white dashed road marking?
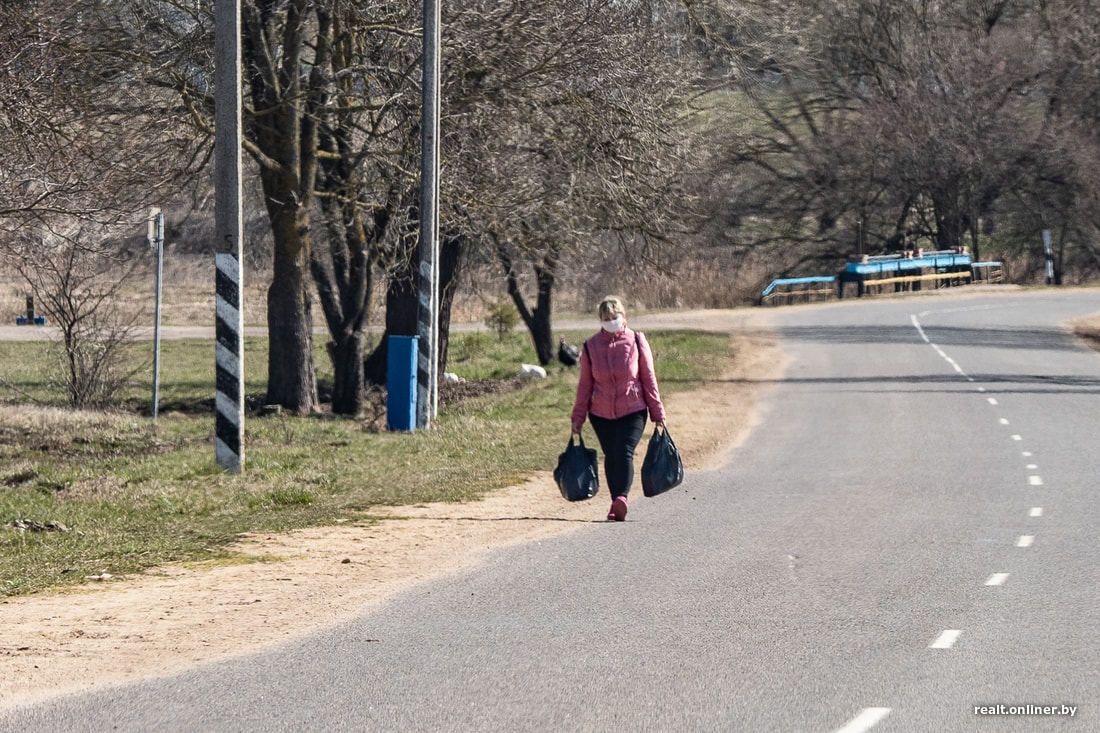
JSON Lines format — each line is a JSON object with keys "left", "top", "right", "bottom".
{"left": 834, "top": 707, "right": 892, "bottom": 733}
{"left": 912, "top": 315, "right": 930, "bottom": 342}
{"left": 930, "top": 630, "right": 962, "bottom": 649}
{"left": 907, "top": 310, "right": 1063, "bottom": 731}
{"left": 911, "top": 314, "right": 970, "bottom": 378}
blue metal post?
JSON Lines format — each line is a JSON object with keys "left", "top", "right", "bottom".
{"left": 388, "top": 336, "right": 419, "bottom": 431}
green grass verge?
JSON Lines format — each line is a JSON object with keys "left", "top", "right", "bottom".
{"left": 0, "top": 328, "right": 730, "bottom": 596}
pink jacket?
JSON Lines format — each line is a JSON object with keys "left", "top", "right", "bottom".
{"left": 571, "top": 327, "right": 666, "bottom": 431}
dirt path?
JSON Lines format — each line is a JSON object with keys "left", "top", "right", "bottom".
{"left": 0, "top": 309, "right": 782, "bottom": 712}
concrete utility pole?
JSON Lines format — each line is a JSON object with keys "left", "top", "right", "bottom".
{"left": 417, "top": 0, "right": 441, "bottom": 429}
{"left": 214, "top": 0, "right": 244, "bottom": 472}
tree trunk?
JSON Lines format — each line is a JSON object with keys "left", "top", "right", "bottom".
{"left": 266, "top": 216, "right": 318, "bottom": 413}
{"left": 364, "top": 235, "right": 464, "bottom": 386}
{"left": 436, "top": 235, "right": 464, "bottom": 373}
{"left": 968, "top": 213, "right": 982, "bottom": 263}
{"left": 363, "top": 249, "right": 419, "bottom": 386}
{"left": 498, "top": 240, "right": 558, "bottom": 366}
{"left": 244, "top": 0, "right": 322, "bottom": 415}
{"left": 327, "top": 330, "right": 365, "bottom": 413}
{"left": 312, "top": 186, "right": 376, "bottom": 416}
{"left": 932, "top": 184, "right": 966, "bottom": 251}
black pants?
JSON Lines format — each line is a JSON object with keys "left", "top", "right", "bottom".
{"left": 589, "top": 409, "right": 648, "bottom": 499}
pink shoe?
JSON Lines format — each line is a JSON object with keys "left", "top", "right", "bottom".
{"left": 608, "top": 496, "right": 628, "bottom": 522}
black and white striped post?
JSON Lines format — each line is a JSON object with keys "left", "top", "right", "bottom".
{"left": 417, "top": 0, "right": 441, "bottom": 429}
{"left": 215, "top": 254, "right": 243, "bottom": 471}
{"left": 1042, "top": 229, "right": 1054, "bottom": 285}
{"left": 214, "top": 0, "right": 244, "bottom": 472}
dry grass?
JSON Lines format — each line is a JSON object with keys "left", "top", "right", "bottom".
{"left": 0, "top": 254, "right": 271, "bottom": 328}
{"left": 1068, "top": 313, "right": 1100, "bottom": 346}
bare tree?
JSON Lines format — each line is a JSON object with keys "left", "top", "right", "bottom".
{"left": 81, "top": 0, "right": 706, "bottom": 410}
{"left": 306, "top": 1, "right": 700, "bottom": 378}
{"left": 1011, "top": 0, "right": 1100, "bottom": 282}
{"left": 97, "top": 0, "right": 325, "bottom": 414}
{"left": 6, "top": 225, "right": 148, "bottom": 408}
{"left": 238, "top": 0, "right": 326, "bottom": 414}
{"left": 3, "top": 0, "right": 200, "bottom": 225}
{"left": 440, "top": 0, "right": 697, "bottom": 365}
{"left": 309, "top": 1, "right": 420, "bottom": 413}
{"left": 0, "top": 1, "right": 199, "bottom": 408}
{"left": 678, "top": 0, "right": 1100, "bottom": 290}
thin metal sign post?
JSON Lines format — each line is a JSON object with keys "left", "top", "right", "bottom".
{"left": 148, "top": 208, "right": 164, "bottom": 419}
{"left": 214, "top": 0, "right": 244, "bottom": 472}
{"left": 417, "top": 0, "right": 441, "bottom": 429}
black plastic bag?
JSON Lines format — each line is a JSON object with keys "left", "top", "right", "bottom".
{"left": 554, "top": 435, "right": 600, "bottom": 502}
{"left": 641, "top": 426, "right": 684, "bottom": 497}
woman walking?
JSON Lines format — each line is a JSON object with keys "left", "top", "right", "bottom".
{"left": 571, "top": 296, "right": 667, "bottom": 521}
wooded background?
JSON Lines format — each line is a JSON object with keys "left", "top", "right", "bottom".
{"left": 4, "top": 0, "right": 1100, "bottom": 414}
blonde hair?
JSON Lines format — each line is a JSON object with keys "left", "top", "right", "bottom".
{"left": 597, "top": 296, "right": 626, "bottom": 321}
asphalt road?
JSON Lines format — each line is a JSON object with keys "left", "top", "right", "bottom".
{"left": 3, "top": 289, "right": 1099, "bottom": 732}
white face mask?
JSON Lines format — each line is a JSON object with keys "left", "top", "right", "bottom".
{"left": 601, "top": 316, "right": 624, "bottom": 333}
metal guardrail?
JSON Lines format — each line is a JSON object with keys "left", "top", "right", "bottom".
{"left": 971, "top": 261, "right": 1004, "bottom": 283}
{"left": 759, "top": 276, "right": 837, "bottom": 306}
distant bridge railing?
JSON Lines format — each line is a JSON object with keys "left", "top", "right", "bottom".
{"left": 971, "top": 261, "right": 1004, "bottom": 283}
{"left": 837, "top": 249, "right": 973, "bottom": 298}
{"left": 759, "top": 252, "right": 1006, "bottom": 307}
{"left": 759, "top": 276, "right": 837, "bottom": 306}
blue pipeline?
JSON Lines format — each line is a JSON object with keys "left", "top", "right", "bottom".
{"left": 845, "top": 252, "right": 971, "bottom": 275}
